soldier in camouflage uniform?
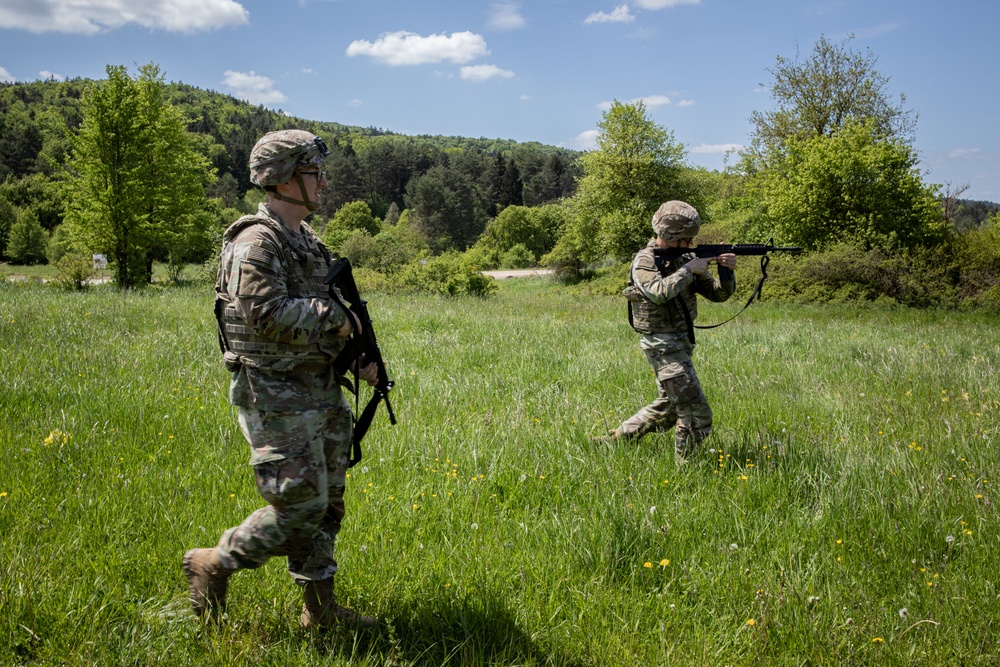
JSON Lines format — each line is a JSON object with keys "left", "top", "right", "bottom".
{"left": 183, "top": 130, "right": 379, "bottom": 628}
{"left": 603, "top": 201, "right": 737, "bottom": 463}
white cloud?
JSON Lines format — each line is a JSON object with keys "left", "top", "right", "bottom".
{"left": 634, "top": 0, "right": 701, "bottom": 8}
{"left": 346, "top": 99, "right": 363, "bottom": 108}
{"left": 346, "top": 31, "right": 489, "bottom": 66}
{"left": 222, "top": 70, "right": 287, "bottom": 106}
{"left": 561, "top": 130, "right": 600, "bottom": 151}
{"left": 0, "top": 0, "right": 248, "bottom": 35}
{"left": 585, "top": 5, "right": 635, "bottom": 24}
{"left": 640, "top": 94, "right": 671, "bottom": 108}
{"left": 489, "top": 2, "right": 525, "bottom": 31}
{"left": 0, "top": 66, "right": 16, "bottom": 83}
{"left": 948, "top": 148, "right": 983, "bottom": 159}
{"left": 519, "top": 94, "right": 532, "bottom": 101}
{"left": 677, "top": 99, "right": 695, "bottom": 107}
{"left": 459, "top": 64, "right": 515, "bottom": 82}
{"left": 690, "top": 143, "right": 743, "bottom": 155}
{"left": 597, "top": 94, "right": 671, "bottom": 111}
{"left": 39, "top": 70, "right": 65, "bottom": 81}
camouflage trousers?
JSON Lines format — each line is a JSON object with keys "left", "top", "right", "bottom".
{"left": 618, "top": 347, "right": 713, "bottom": 460}
{"left": 215, "top": 398, "right": 353, "bottom": 583}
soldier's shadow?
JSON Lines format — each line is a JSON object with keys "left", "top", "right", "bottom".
{"left": 311, "top": 595, "right": 584, "bottom": 666}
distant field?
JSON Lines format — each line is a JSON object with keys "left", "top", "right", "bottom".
{"left": 1, "top": 278, "right": 997, "bottom": 666}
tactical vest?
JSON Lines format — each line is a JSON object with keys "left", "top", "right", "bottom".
{"left": 627, "top": 250, "right": 698, "bottom": 335}
{"left": 215, "top": 212, "right": 342, "bottom": 372}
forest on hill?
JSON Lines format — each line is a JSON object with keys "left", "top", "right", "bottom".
{"left": 2, "top": 38, "right": 1000, "bottom": 308}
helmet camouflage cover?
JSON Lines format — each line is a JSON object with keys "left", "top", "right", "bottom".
{"left": 249, "top": 130, "right": 329, "bottom": 187}
{"left": 651, "top": 200, "right": 701, "bottom": 240}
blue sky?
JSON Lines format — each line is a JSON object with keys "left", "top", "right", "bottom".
{"left": 2, "top": 0, "right": 998, "bottom": 201}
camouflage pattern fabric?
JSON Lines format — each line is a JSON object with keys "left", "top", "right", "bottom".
{"left": 617, "top": 237, "right": 736, "bottom": 460}
{"left": 215, "top": 403, "right": 353, "bottom": 582}
{"left": 216, "top": 204, "right": 351, "bottom": 412}
{"left": 618, "top": 342, "right": 712, "bottom": 460}
{"left": 651, "top": 200, "right": 700, "bottom": 240}
{"left": 211, "top": 203, "right": 357, "bottom": 583}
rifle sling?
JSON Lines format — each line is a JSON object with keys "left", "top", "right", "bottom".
{"left": 693, "top": 254, "right": 770, "bottom": 335}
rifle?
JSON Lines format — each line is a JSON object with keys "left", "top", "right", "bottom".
{"left": 324, "top": 257, "right": 396, "bottom": 468}
{"left": 647, "top": 239, "right": 802, "bottom": 339}
{"left": 652, "top": 239, "right": 802, "bottom": 269}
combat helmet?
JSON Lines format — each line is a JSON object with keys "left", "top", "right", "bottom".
{"left": 249, "top": 130, "right": 329, "bottom": 211}
{"left": 651, "top": 200, "right": 701, "bottom": 240}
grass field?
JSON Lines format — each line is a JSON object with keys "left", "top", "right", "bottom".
{"left": 1, "top": 277, "right": 997, "bottom": 666}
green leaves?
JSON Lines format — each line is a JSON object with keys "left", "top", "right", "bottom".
{"left": 568, "top": 100, "right": 690, "bottom": 262}
{"left": 63, "top": 64, "right": 214, "bottom": 288}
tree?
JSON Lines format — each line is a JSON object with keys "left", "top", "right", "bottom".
{"left": 63, "top": 64, "right": 214, "bottom": 288}
{"left": 405, "top": 165, "right": 486, "bottom": 251}
{"left": 736, "top": 36, "right": 945, "bottom": 252}
{"left": 564, "top": 100, "right": 691, "bottom": 261}
{"left": 476, "top": 204, "right": 564, "bottom": 262}
{"left": 747, "top": 35, "right": 916, "bottom": 164}
{"left": 321, "top": 200, "right": 380, "bottom": 251}
{"left": 5, "top": 209, "right": 48, "bottom": 265}
{"left": 748, "top": 120, "right": 946, "bottom": 251}
{"left": 0, "top": 195, "right": 15, "bottom": 260}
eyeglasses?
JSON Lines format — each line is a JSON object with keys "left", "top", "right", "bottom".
{"left": 299, "top": 170, "right": 327, "bottom": 182}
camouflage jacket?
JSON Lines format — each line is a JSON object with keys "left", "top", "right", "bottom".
{"left": 215, "top": 203, "right": 352, "bottom": 411}
{"left": 625, "top": 238, "right": 736, "bottom": 349}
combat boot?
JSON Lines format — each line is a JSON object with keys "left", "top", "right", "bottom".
{"left": 300, "top": 578, "right": 376, "bottom": 629}
{"left": 182, "top": 548, "right": 235, "bottom": 618}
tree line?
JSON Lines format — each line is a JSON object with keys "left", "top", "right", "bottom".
{"left": 2, "top": 37, "right": 999, "bottom": 307}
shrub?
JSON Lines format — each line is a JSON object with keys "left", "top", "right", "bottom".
{"left": 501, "top": 243, "right": 533, "bottom": 269}
{"left": 763, "top": 243, "right": 959, "bottom": 308}
{"left": 50, "top": 254, "right": 94, "bottom": 291}
{"left": 397, "top": 253, "right": 497, "bottom": 297}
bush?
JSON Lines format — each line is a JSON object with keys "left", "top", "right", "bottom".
{"left": 397, "top": 253, "right": 497, "bottom": 297}
{"left": 50, "top": 254, "right": 94, "bottom": 291}
{"left": 762, "top": 243, "right": 959, "bottom": 308}
{"left": 541, "top": 237, "right": 583, "bottom": 282}
{"left": 460, "top": 244, "right": 500, "bottom": 271}
{"left": 501, "top": 243, "right": 533, "bottom": 269}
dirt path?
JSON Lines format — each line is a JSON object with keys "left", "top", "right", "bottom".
{"left": 482, "top": 268, "right": 554, "bottom": 280}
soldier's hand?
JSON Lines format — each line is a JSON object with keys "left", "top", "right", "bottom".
{"left": 337, "top": 310, "right": 363, "bottom": 337}
{"left": 355, "top": 359, "right": 378, "bottom": 387}
{"left": 684, "top": 257, "right": 713, "bottom": 275}
{"left": 715, "top": 253, "right": 737, "bottom": 270}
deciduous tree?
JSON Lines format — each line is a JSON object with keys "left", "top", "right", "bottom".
{"left": 63, "top": 64, "right": 214, "bottom": 288}
{"left": 564, "top": 100, "right": 692, "bottom": 261}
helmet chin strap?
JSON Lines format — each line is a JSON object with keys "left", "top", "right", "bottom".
{"left": 272, "top": 172, "right": 320, "bottom": 212}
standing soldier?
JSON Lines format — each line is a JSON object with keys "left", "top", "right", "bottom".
{"left": 602, "top": 201, "right": 737, "bottom": 463}
{"left": 184, "top": 130, "right": 378, "bottom": 628}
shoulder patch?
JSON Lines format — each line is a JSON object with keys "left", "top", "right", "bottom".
{"left": 245, "top": 244, "right": 277, "bottom": 267}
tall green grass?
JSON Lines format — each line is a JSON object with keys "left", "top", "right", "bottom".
{"left": 1, "top": 278, "right": 997, "bottom": 665}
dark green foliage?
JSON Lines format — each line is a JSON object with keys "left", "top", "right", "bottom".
{"left": 5, "top": 209, "right": 49, "bottom": 265}
{"left": 761, "top": 243, "right": 960, "bottom": 308}
{"left": 0, "top": 173, "right": 64, "bottom": 231}
{"left": 396, "top": 252, "right": 497, "bottom": 296}
{"left": 0, "top": 195, "right": 15, "bottom": 259}
{"left": 405, "top": 165, "right": 487, "bottom": 251}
